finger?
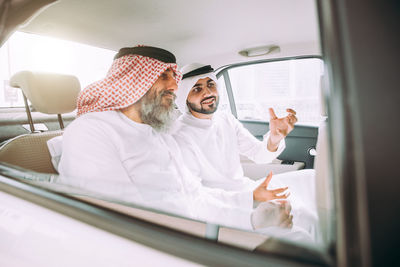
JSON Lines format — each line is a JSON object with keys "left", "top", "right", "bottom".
{"left": 269, "top": 108, "right": 278, "bottom": 120}
{"left": 279, "top": 200, "right": 291, "bottom": 213}
{"left": 281, "top": 213, "right": 293, "bottom": 224}
{"left": 262, "top": 171, "right": 273, "bottom": 186}
{"left": 279, "top": 214, "right": 293, "bottom": 228}
{"left": 288, "top": 114, "right": 298, "bottom": 125}
{"left": 285, "top": 202, "right": 292, "bottom": 214}
{"left": 286, "top": 108, "right": 297, "bottom": 115}
{"left": 274, "top": 194, "right": 289, "bottom": 200}
{"left": 286, "top": 215, "right": 294, "bottom": 229}
{"left": 271, "top": 187, "right": 289, "bottom": 194}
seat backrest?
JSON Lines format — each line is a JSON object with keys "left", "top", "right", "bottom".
{"left": 0, "top": 71, "right": 80, "bottom": 173}
{"left": 0, "top": 130, "right": 63, "bottom": 174}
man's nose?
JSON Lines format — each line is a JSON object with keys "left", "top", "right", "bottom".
{"left": 167, "top": 77, "right": 178, "bottom": 93}
{"left": 203, "top": 87, "right": 213, "bottom": 96}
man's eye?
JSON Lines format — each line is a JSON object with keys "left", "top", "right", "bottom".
{"left": 193, "top": 87, "right": 201, "bottom": 93}
{"left": 208, "top": 82, "right": 216, "bottom": 88}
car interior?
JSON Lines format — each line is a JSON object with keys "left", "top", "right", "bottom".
{"left": 0, "top": 0, "right": 398, "bottom": 266}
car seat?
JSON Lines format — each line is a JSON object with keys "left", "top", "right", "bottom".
{"left": 0, "top": 71, "right": 80, "bottom": 173}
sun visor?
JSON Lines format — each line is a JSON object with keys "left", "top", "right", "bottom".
{"left": 0, "top": 0, "right": 57, "bottom": 47}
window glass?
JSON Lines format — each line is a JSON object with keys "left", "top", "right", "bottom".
{"left": 216, "top": 75, "right": 232, "bottom": 114}
{"left": 0, "top": 32, "right": 327, "bottom": 257}
{"left": 0, "top": 32, "right": 115, "bottom": 108}
{"left": 227, "top": 58, "right": 324, "bottom": 125}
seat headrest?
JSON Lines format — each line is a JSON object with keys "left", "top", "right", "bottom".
{"left": 10, "top": 71, "right": 81, "bottom": 114}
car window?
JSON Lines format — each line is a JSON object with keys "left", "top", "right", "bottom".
{"left": 0, "top": 36, "right": 328, "bottom": 253}
{"left": 0, "top": 32, "right": 115, "bottom": 108}
{"left": 0, "top": 0, "right": 344, "bottom": 265}
{"left": 0, "top": 38, "right": 330, "bottom": 266}
{"left": 226, "top": 58, "right": 324, "bottom": 125}
{"left": 216, "top": 75, "right": 232, "bottom": 114}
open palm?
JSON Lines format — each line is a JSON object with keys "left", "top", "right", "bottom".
{"left": 269, "top": 108, "right": 297, "bottom": 145}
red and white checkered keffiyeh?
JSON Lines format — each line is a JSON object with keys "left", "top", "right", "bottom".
{"left": 77, "top": 54, "right": 182, "bottom": 116}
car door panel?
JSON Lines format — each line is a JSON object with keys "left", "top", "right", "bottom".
{"left": 240, "top": 120, "right": 318, "bottom": 169}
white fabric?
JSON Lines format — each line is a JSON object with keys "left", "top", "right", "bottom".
{"left": 257, "top": 169, "right": 318, "bottom": 240}
{"left": 58, "top": 110, "right": 256, "bottom": 230}
{"left": 173, "top": 111, "right": 319, "bottom": 241}
{"left": 176, "top": 71, "right": 218, "bottom": 113}
{"left": 47, "top": 135, "right": 63, "bottom": 172}
{"left": 172, "top": 111, "right": 285, "bottom": 191}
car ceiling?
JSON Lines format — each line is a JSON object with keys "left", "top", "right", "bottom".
{"left": 16, "top": 0, "right": 320, "bottom": 68}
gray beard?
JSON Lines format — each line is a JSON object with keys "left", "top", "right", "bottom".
{"left": 139, "top": 90, "right": 176, "bottom": 132}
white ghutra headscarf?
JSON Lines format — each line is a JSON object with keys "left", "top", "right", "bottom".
{"left": 176, "top": 63, "right": 218, "bottom": 113}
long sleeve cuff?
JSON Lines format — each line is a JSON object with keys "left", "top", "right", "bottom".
{"left": 262, "top": 131, "right": 285, "bottom": 155}
{"left": 250, "top": 132, "right": 285, "bottom": 164}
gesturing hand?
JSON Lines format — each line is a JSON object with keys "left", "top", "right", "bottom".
{"left": 251, "top": 200, "right": 293, "bottom": 230}
{"left": 268, "top": 108, "right": 298, "bottom": 150}
{"left": 253, "top": 172, "right": 290, "bottom": 202}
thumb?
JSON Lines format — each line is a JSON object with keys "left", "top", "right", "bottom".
{"left": 269, "top": 108, "right": 278, "bottom": 120}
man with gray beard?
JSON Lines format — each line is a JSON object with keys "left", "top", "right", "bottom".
{"left": 57, "top": 46, "right": 292, "bottom": 230}
{"left": 139, "top": 82, "right": 177, "bottom": 132}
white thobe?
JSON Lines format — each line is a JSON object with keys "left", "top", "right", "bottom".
{"left": 172, "top": 112, "right": 319, "bottom": 241}
{"left": 172, "top": 112, "right": 285, "bottom": 191}
{"left": 58, "top": 111, "right": 254, "bottom": 230}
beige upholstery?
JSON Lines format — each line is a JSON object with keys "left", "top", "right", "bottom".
{"left": 0, "top": 130, "right": 63, "bottom": 174}
{"left": 1, "top": 71, "right": 80, "bottom": 173}
{"left": 10, "top": 71, "right": 80, "bottom": 114}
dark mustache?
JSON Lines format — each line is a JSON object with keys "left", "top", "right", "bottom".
{"left": 201, "top": 96, "right": 216, "bottom": 104}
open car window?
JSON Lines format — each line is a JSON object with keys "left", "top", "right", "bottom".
{"left": 0, "top": 38, "right": 333, "bottom": 267}
{"left": 0, "top": 1, "right": 341, "bottom": 266}
{"left": 0, "top": 36, "right": 333, "bottom": 260}
{"left": 221, "top": 57, "right": 324, "bottom": 126}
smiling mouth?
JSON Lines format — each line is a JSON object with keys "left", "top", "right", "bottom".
{"left": 201, "top": 97, "right": 215, "bottom": 105}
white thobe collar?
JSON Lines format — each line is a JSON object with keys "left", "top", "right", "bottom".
{"left": 181, "top": 112, "right": 217, "bottom": 129}
{"left": 117, "top": 111, "right": 154, "bottom": 134}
